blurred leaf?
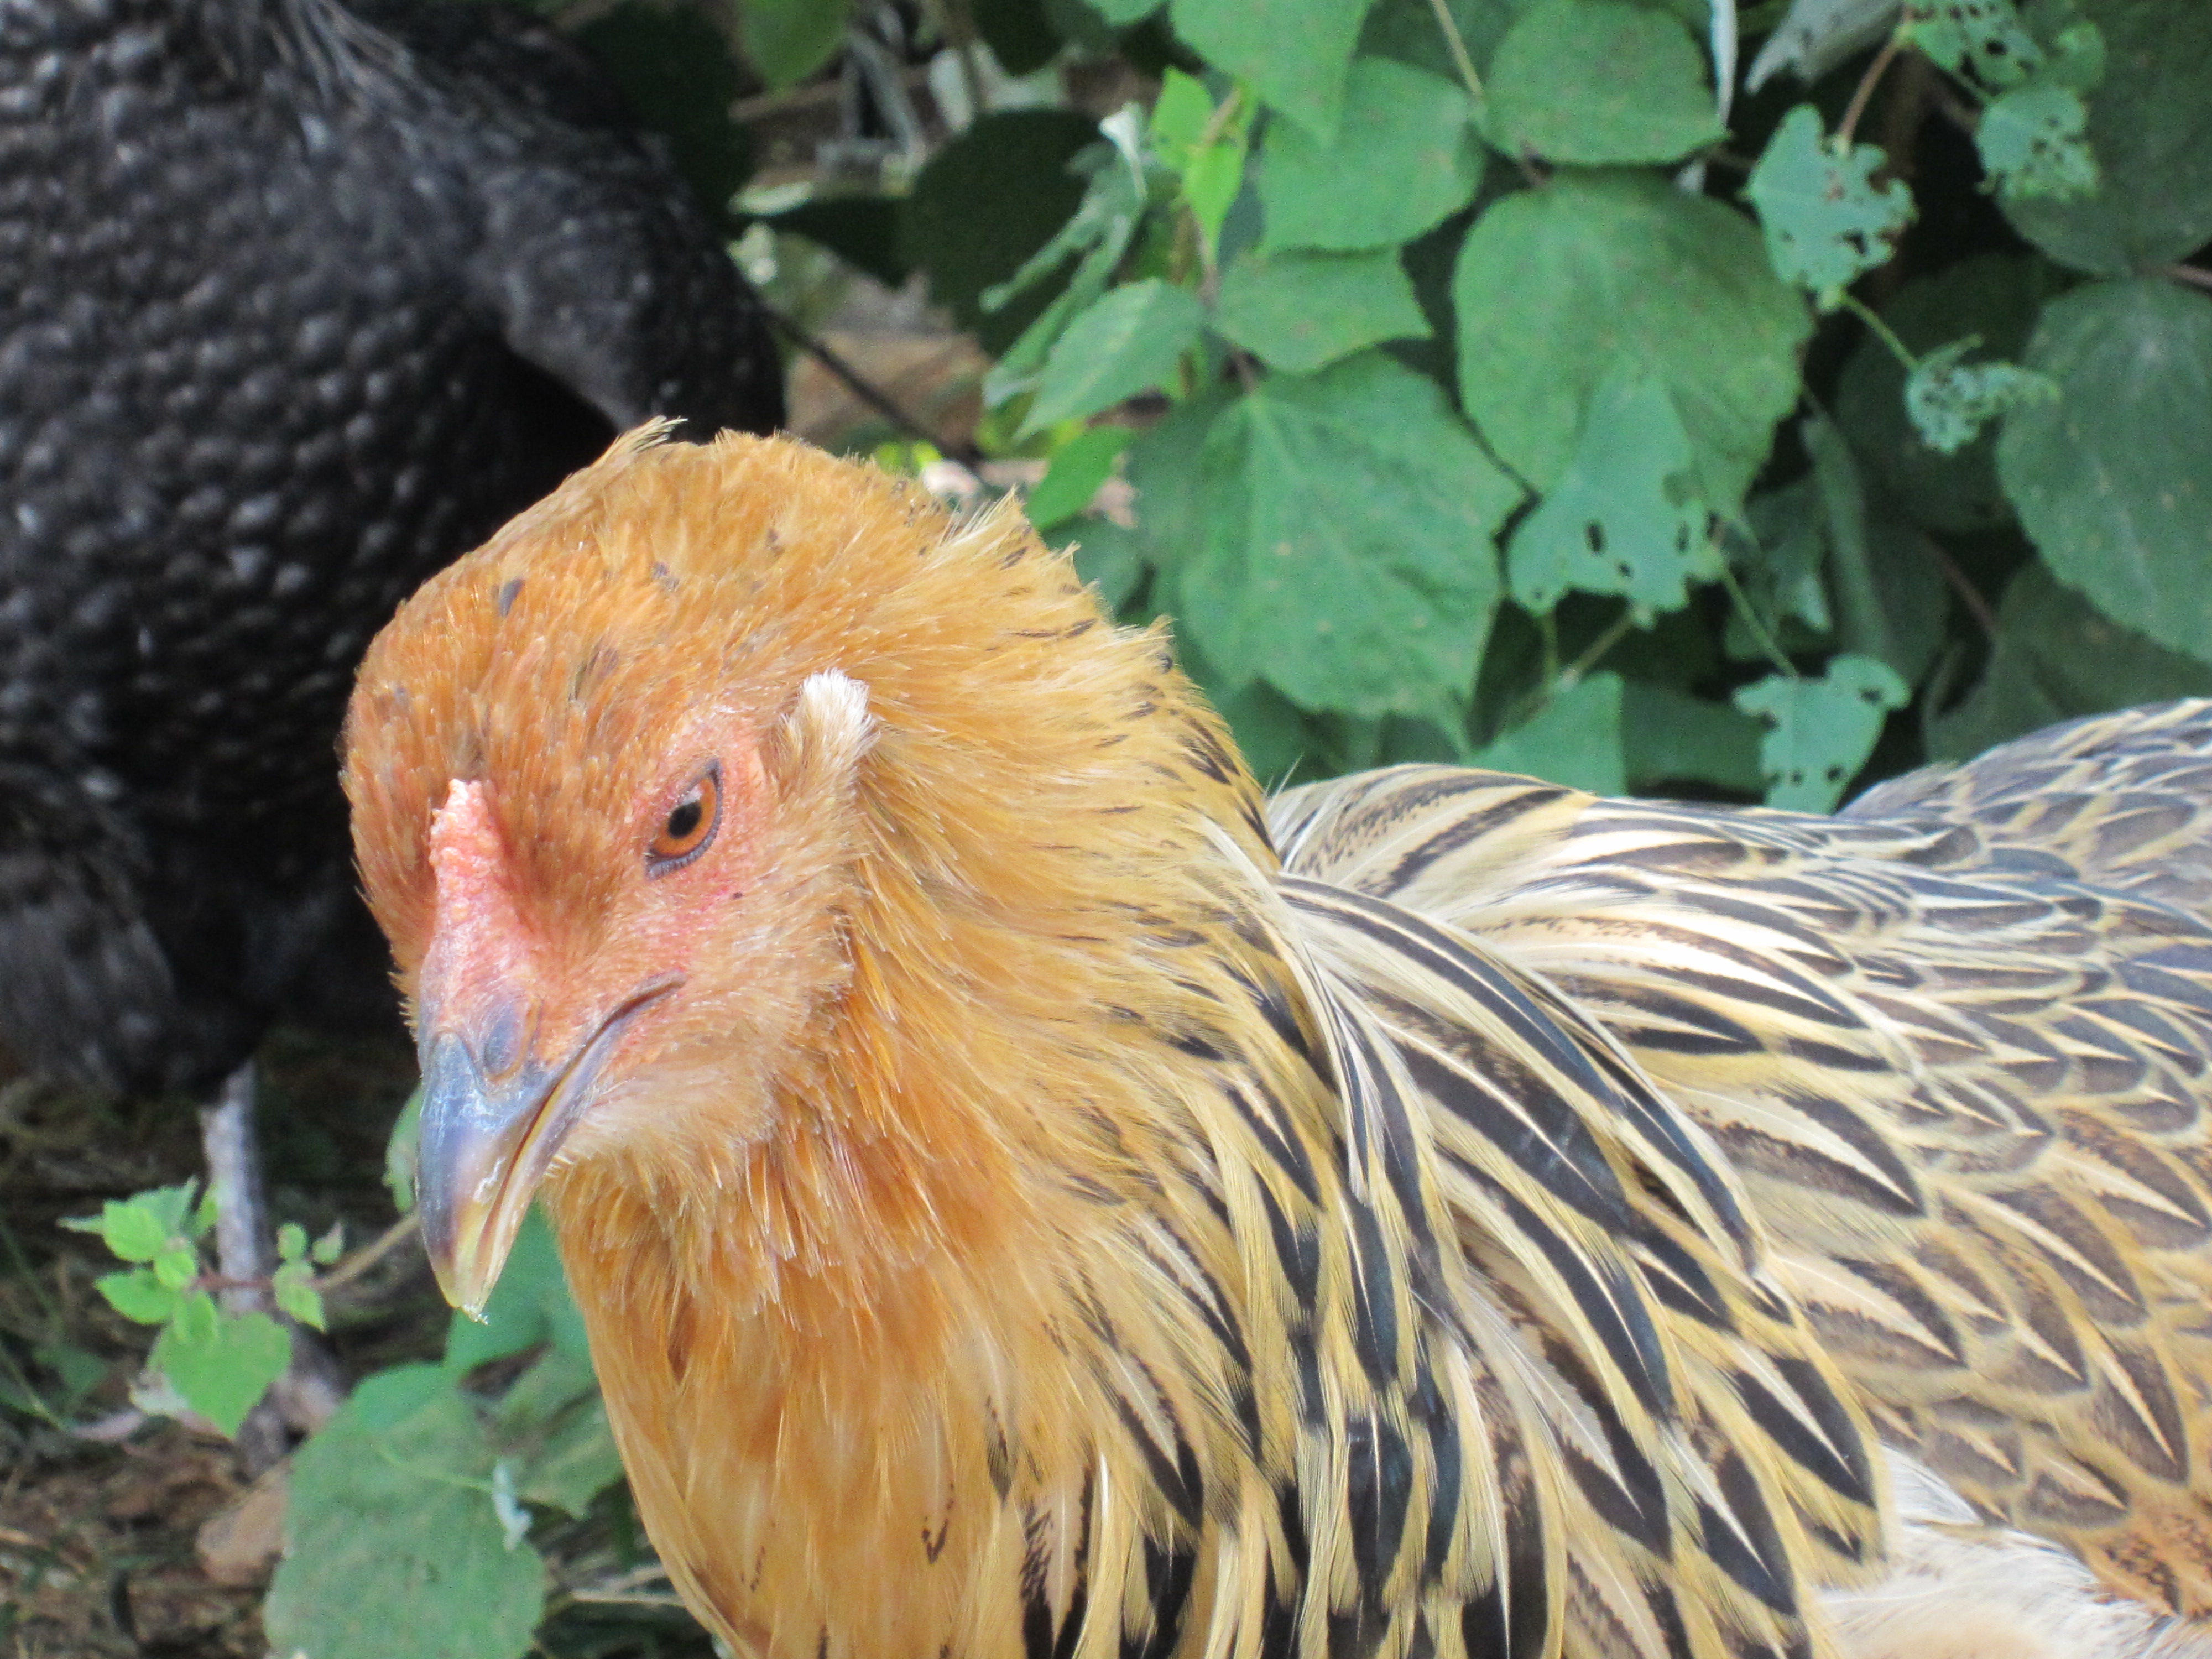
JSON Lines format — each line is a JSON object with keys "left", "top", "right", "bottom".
{"left": 151, "top": 1295, "right": 290, "bottom": 1437}
{"left": 767, "top": 197, "right": 911, "bottom": 288}
{"left": 385, "top": 1088, "right": 422, "bottom": 1216}
{"left": 274, "top": 1261, "right": 327, "bottom": 1332}
{"left": 1623, "top": 681, "right": 1766, "bottom": 792}
{"left": 1980, "top": 83, "right": 2098, "bottom": 201}
{"left": 151, "top": 1245, "right": 197, "bottom": 1291}
{"left": 1259, "top": 59, "right": 1483, "bottom": 252}
{"left": 1932, "top": 561, "right": 2212, "bottom": 757}
{"left": 65, "top": 1194, "right": 175, "bottom": 1264}
{"left": 1031, "top": 427, "right": 1135, "bottom": 529}
{"left": 1833, "top": 254, "right": 2062, "bottom": 531}
{"left": 1066, "top": 518, "right": 1150, "bottom": 611}
{"left": 1487, "top": 0, "right": 1728, "bottom": 165}
{"left": 96, "top": 1268, "right": 179, "bottom": 1326}
{"left": 1089, "top": 0, "right": 1167, "bottom": 20}
{"left": 1474, "top": 672, "right": 1627, "bottom": 792}
{"left": 575, "top": 3, "right": 754, "bottom": 213}
{"left": 1170, "top": 0, "right": 1365, "bottom": 137}
{"left": 312, "top": 1222, "right": 345, "bottom": 1266}
{"left": 1996, "top": 277, "right": 2212, "bottom": 668}
{"left": 1152, "top": 71, "right": 1251, "bottom": 258}
{"left": 1730, "top": 478, "right": 1833, "bottom": 646}
{"left": 1180, "top": 352, "right": 1521, "bottom": 719}
{"left": 446, "top": 1208, "right": 589, "bottom": 1374}
{"left": 2002, "top": 0, "right": 2212, "bottom": 273}
{"left": 496, "top": 1352, "right": 625, "bottom": 1519}
{"left": 1747, "top": 0, "right": 1901, "bottom": 90}
{"left": 1506, "top": 370, "right": 1717, "bottom": 616}
{"left": 1746, "top": 106, "right": 1914, "bottom": 306}
{"left": 978, "top": 0, "right": 1067, "bottom": 74}
{"left": 278, "top": 1222, "right": 306, "bottom": 1262}
{"left": 1021, "top": 280, "right": 1206, "bottom": 432}
{"left": 1900, "top": 0, "right": 2043, "bottom": 89}
{"left": 909, "top": 112, "right": 1102, "bottom": 354}
{"left": 1455, "top": 172, "right": 1811, "bottom": 510}
{"left": 1903, "top": 338, "right": 2056, "bottom": 452}
{"left": 735, "top": 0, "right": 851, "bottom": 90}
{"left": 1802, "top": 413, "right": 1944, "bottom": 686}
{"left": 1735, "top": 655, "right": 1909, "bottom": 810}
{"left": 1215, "top": 249, "right": 1430, "bottom": 373}
{"left": 267, "top": 1369, "right": 546, "bottom": 1659}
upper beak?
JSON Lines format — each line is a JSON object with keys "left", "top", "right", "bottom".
{"left": 414, "top": 977, "right": 679, "bottom": 1316}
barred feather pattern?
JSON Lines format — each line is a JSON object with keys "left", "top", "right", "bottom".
{"left": 1272, "top": 700, "right": 2212, "bottom": 1629}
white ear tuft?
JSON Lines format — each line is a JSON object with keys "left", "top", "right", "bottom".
{"left": 784, "top": 670, "right": 875, "bottom": 785}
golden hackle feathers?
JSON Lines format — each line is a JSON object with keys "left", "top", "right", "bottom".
{"left": 348, "top": 430, "right": 2212, "bottom": 1659}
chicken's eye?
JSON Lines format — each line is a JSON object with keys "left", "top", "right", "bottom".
{"left": 648, "top": 764, "right": 721, "bottom": 875}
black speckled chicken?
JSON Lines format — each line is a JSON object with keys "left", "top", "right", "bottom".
{"left": 0, "top": 0, "right": 780, "bottom": 1425}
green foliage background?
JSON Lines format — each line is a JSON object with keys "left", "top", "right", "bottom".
{"left": 47, "top": 0, "right": 2212, "bottom": 1654}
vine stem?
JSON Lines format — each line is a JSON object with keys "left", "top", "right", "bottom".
{"left": 1717, "top": 560, "right": 1797, "bottom": 679}
{"left": 1557, "top": 610, "right": 1639, "bottom": 689}
{"left": 1837, "top": 33, "right": 1902, "bottom": 147}
{"left": 1840, "top": 293, "right": 1918, "bottom": 372}
{"left": 2164, "top": 264, "right": 2212, "bottom": 292}
{"left": 316, "top": 1212, "right": 423, "bottom": 1296}
{"left": 1426, "top": 0, "right": 1485, "bottom": 105}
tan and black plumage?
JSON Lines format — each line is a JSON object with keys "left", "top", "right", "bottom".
{"left": 344, "top": 431, "right": 2212, "bottom": 1659}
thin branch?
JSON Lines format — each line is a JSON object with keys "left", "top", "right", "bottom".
{"left": 757, "top": 302, "right": 983, "bottom": 465}
{"left": 2163, "top": 263, "right": 2212, "bottom": 293}
{"left": 316, "top": 1212, "right": 422, "bottom": 1297}
{"left": 1837, "top": 34, "right": 1902, "bottom": 147}
{"left": 1931, "top": 542, "right": 1997, "bottom": 640}
{"left": 1716, "top": 560, "right": 1797, "bottom": 679}
{"left": 1557, "top": 609, "right": 1639, "bottom": 688}
{"left": 1840, "top": 293, "right": 1918, "bottom": 372}
{"left": 1426, "top": 0, "right": 1485, "bottom": 105}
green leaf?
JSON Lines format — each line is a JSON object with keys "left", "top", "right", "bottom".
{"left": 1259, "top": 58, "right": 1482, "bottom": 252}
{"left": 1931, "top": 560, "right": 2212, "bottom": 758}
{"left": 1473, "top": 673, "right": 1627, "bottom": 793}
{"left": 267, "top": 1369, "right": 546, "bottom": 1659}
{"left": 909, "top": 112, "right": 1103, "bottom": 354}
{"left": 1455, "top": 172, "right": 1811, "bottom": 511}
{"left": 1734, "top": 655, "right": 1910, "bottom": 811}
{"left": 1980, "top": 82, "right": 2099, "bottom": 201}
{"left": 1904, "top": 338, "right": 2057, "bottom": 452}
{"left": 1031, "top": 427, "right": 1135, "bottom": 531}
{"left": 2002, "top": 0, "right": 2212, "bottom": 274}
{"left": 1833, "top": 253, "right": 2063, "bottom": 531}
{"left": 496, "top": 1352, "right": 625, "bottom": 1520}
{"left": 385, "top": 1088, "right": 422, "bottom": 1216}
{"left": 1169, "top": 0, "right": 1369, "bottom": 137}
{"left": 1746, "top": 105, "right": 1914, "bottom": 306}
{"left": 92, "top": 1197, "right": 175, "bottom": 1264}
{"left": 1215, "top": 249, "right": 1430, "bottom": 373}
{"left": 151, "top": 1245, "right": 198, "bottom": 1292}
{"left": 446, "top": 1208, "right": 589, "bottom": 1374}
{"left": 1021, "top": 280, "right": 1207, "bottom": 434}
{"left": 1487, "top": 0, "right": 1727, "bottom": 165}
{"left": 277, "top": 1222, "right": 307, "bottom": 1264}
{"left": 735, "top": 0, "right": 851, "bottom": 90}
{"left": 150, "top": 1295, "right": 290, "bottom": 1438}
{"left": 312, "top": 1222, "right": 346, "bottom": 1266}
{"left": 1622, "top": 681, "right": 1766, "bottom": 793}
{"left": 274, "top": 1262, "right": 327, "bottom": 1332}
{"left": 1996, "top": 278, "right": 2212, "bottom": 668}
{"left": 1151, "top": 70, "right": 1251, "bottom": 258}
{"left": 96, "top": 1268, "right": 179, "bottom": 1326}
{"left": 1901, "top": 0, "right": 2044, "bottom": 90}
{"left": 1801, "top": 414, "right": 1945, "bottom": 686}
{"left": 1179, "top": 352, "right": 1521, "bottom": 719}
{"left": 1066, "top": 518, "right": 1150, "bottom": 612}
{"left": 1505, "top": 371, "right": 1717, "bottom": 617}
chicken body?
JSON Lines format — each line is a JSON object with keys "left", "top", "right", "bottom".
{"left": 346, "top": 433, "right": 2212, "bottom": 1659}
{"left": 0, "top": 0, "right": 780, "bottom": 1094}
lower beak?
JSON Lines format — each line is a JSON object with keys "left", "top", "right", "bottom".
{"left": 415, "top": 978, "right": 679, "bottom": 1316}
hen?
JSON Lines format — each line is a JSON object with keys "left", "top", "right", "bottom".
{"left": 2, "top": 0, "right": 780, "bottom": 1368}
{"left": 346, "top": 431, "right": 2212, "bottom": 1659}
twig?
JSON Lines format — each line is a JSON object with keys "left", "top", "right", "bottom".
{"left": 2163, "top": 264, "right": 2212, "bottom": 292}
{"left": 1557, "top": 609, "right": 1639, "bottom": 687}
{"left": 1426, "top": 0, "right": 1485, "bottom": 105}
{"left": 1931, "top": 543, "right": 1997, "bottom": 639}
{"left": 1841, "top": 293, "right": 1918, "bottom": 372}
{"left": 1837, "top": 34, "right": 1902, "bottom": 147}
{"left": 1717, "top": 560, "right": 1798, "bottom": 679}
{"left": 757, "top": 303, "right": 983, "bottom": 465}
{"left": 316, "top": 1212, "right": 421, "bottom": 1297}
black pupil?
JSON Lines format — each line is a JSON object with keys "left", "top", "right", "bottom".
{"left": 666, "top": 798, "right": 702, "bottom": 842}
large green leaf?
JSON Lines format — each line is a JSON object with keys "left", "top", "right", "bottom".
{"left": 150, "top": 1295, "right": 289, "bottom": 1438}
{"left": 2002, "top": 0, "right": 2212, "bottom": 273}
{"left": 1178, "top": 353, "right": 1521, "bottom": 718}
{"left": 1455, "top": 173, "right": 1811, "bottom": 509}
{"left": 1505, "top": 371, "right": 1717, "bottom": 615}
{"left": 1474, "top": 672, "right": 1627, "bottom": 792}
{"left": 1022, "top": 280, "right": 1207, "bottom": 432}
{"left": 267, "top": 1369, "right": 546, "bottom": 1659}
{"left": 1170, "top": 0, "right": 1372, "bottom": 137}
{"left": 1259, "top": 58, "right": 1483, "bottom": 251}
{"left": 1215, "top": 249, "right": 1430, "bottom": 373}
{"left": 1486, "top": 0, "right": 1726, "bottom": 165}
{"left": 1932, "top": 561, "right": 2212, "bottom": 758}
{"left": 1833, "top": 254, "right": 2065, "bottom": 532}
{"left": 1801, "top": 414, "right": 1945, "bottom": 686}
{"left": 735, "top": 0, "right": 850, "bottom": 90}
{"left": 1996, "top": 278, "right": 2212, "bottom": 667}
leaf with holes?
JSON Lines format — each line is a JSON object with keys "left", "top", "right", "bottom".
{"left": 1746, "top": 106, "right": 1915, "bottom": 306}
{"left": 1980, "top": 82, "right": 2098, "bottom": 201}
{"left": 1901, "top": 0, "right": 2044, "bottom": 91}
{"left": 1506, "top": 371, "right": 1717, "bottom": 618}
{"left": 1734, "top": 655, "right": 1909, "bottom": 810}
{"left": 1905, "top": 338, "right": 2057, "bottom": 452}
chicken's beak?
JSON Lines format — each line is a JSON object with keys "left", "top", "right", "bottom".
{"left": 414, "top": 978, "right": 680, "bottom": 1316}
